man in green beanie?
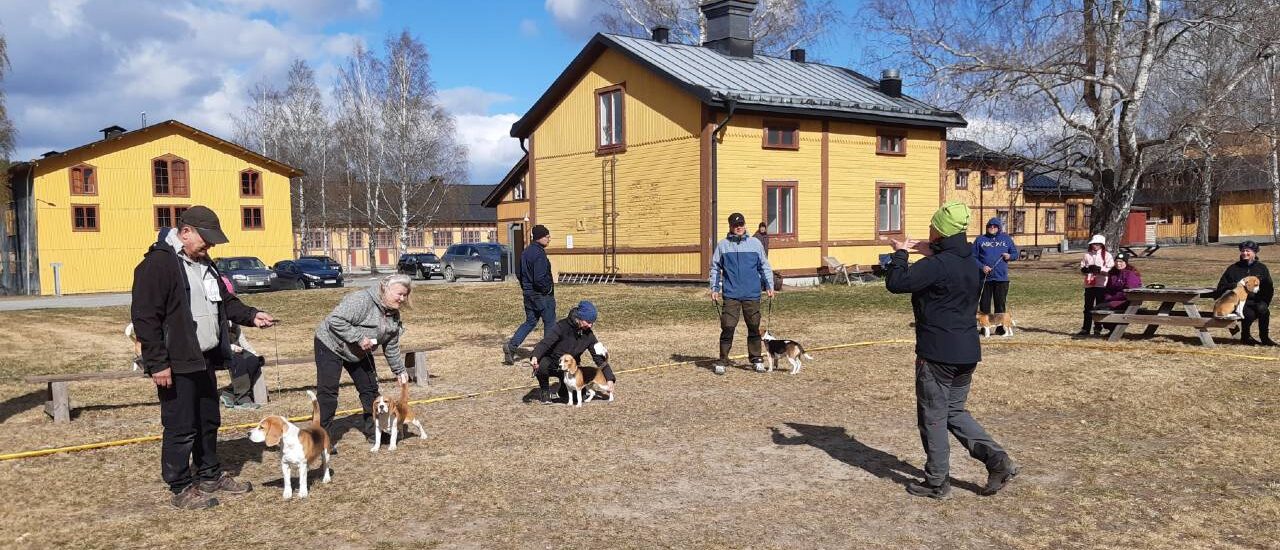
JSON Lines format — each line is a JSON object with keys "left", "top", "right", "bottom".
{"left": 884, "top": 200, "right": 1018, "bottom": 499}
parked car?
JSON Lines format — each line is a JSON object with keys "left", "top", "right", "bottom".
{"left": 273, "top": 258, "right": 344, "bottom": 289}
{"left": 440, "top": 243, "right": 509, "bottom": 282}
{"left": 398, "top": 252, "right": 442, "bottom": 280}
{"left": 299, "top": 254, "right": 343, "bottom": 273}
{"left": 215, "top": 256, "right": 278, "bottom": 293}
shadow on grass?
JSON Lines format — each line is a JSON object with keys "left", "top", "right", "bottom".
{"left": 670, "top": 353, "right": 719, "bottom": 372}
{"left": 218, "top": 434, "right": 267, "bottom": 475}
{"left": 0, "top": 389, "right": 45, "bottom": 423}
{"left": 769, "top": 422, "right": 984, "bottom": 495}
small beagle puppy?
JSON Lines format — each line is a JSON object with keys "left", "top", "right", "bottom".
{"left": 249, "top": 390, "right": 332, "bottom": 499}
{"left": 761, "top": 332, "right": 814, "bottom": 374}
{"left": 371, "top": 381, "right": 426, "bottom": 452}
{"left": 560, "top": 353, "right": 612, "bottom": 407}
{"left": 1213, "top": 275, "right": 1261, "bottom": 320}
{"left": 976, "top": 312, "right": 1016, "bottom": 338}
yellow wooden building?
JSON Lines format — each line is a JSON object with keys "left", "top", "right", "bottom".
{"left": 4, "top": 121, "right": 301, "bottom": 295}
{"left": 508, "top": 1, "right": 966, "bottom": 282}
{"left": 943, "top": 140, "right": 1068, "bottom": 249}
{"left": 482, "top": 155, "right": 532, "bottom": 264}
{"left": 1135, "top": 155, "right": 1273, "bottom": 244}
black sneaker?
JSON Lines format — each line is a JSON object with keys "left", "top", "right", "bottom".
{"left": 1242, "top": 336, "right": 1260, "bottom": 346}
{"left": 980, "top": 456, "right": 1019, "bottom": 496}
{"left": 502, "top": 344, "right": 515, "bottom": 365}
{"left": 1262, "top": 338, "right": 1278, "bottom": 347}
{"left": 905, "top": 480, "right": 951, "bottom": 500}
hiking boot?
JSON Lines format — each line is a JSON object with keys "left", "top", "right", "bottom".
{"left": 219, "top": 391, "right": 236, "bottom": 409}
{"left": 1262, "top": 338, "right": 1278, "bottom": 347}
{"left": 502, "top": 343, "right": 516, "bottom": 365}
{"left": 713, "top": 362, "right": 726, "bottom": 375}
{"left": 1241, "top": 336, "right": 1260, "bottom": 346}
{"left": 980, "top": 456, "right": 1019, "bottom": 496}
{"left": 171, "top": 485, "right": 219, "bottom": 509}
{"left": 1074, "top": 329, "right": 1090, "bottom": 337}
{"left": 199, "top": 472, "right": 252, "bottom": 495}
{"left": 905, "top": 480, "right": 951, "bottom": 500}
{"left": 233, "top": 400, "right": 262, "bottom": 410}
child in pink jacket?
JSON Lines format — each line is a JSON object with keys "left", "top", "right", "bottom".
{"left": 1078, "top": 234, "right": 1115, "bottom": 336}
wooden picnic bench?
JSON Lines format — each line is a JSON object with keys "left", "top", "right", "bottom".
{"left": 1119, "top": 245, "right": 1161, "bottom": 258}
{"left": 1019, "top": 248, "right": 1045, "bottom": 261}
{"left": 1090, "top": 287, "right": 1231, "bottom": 347}
{"left": 23, "top": 349, "right": 435, "bottom": 423}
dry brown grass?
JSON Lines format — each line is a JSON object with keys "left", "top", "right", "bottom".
{"left": 1, "top": 245, "right": 1278, "bottom": 549}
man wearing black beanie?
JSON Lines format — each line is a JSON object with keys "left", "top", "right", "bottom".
{"left": 1208, "top": 240, "right": 1275, "bottom": 345}
{"left": 504, "top": 225, "right": 557, "bottom": 363}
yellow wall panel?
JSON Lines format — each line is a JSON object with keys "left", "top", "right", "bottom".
{"left": 547, "top": 253, "right": 700, "bottom": 276}
{"left": 715, "top": 115, "right": 823, "bottom": 243}
{"left": 32, "top": 128, "right": 294, "bottom": 294}
{"left": 1218, "top": 190, "right": 1273, "bottom": 237}
{"left": 827, "top": 123, "right": 941, "bottom": 243}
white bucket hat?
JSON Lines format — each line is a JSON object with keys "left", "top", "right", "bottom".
{"left": 1088, "top": 234, "right": 1106, "bottom": 246}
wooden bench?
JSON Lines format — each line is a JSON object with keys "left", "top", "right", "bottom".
{"left": 1019, "top": 248, "right": 1044, "bottom": 261}
{"left": 23, "top": 349, "right": 434, "bottom": 423}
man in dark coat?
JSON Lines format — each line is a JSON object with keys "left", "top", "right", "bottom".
{"left": 1208, "top": 240, "right": 1276, "bottom": 346}
{"left": 885, "top": 201, "right": 1017, "bottom": 499}
{"left": 504, "top": 224, "right": 555, "bottom": 364}
{"left": 131, "top": 206, "right": 276, "bottom": 509}
{"left": 528, "top": 301, "right": 615, "bottom": 404}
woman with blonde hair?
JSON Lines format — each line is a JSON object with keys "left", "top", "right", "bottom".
{"left": 314, "top": 274, "right": 412, "bottom": 449}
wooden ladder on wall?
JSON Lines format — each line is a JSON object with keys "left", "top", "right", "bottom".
{"left": 601, "top": 157, "right": 619, "bottom": 275}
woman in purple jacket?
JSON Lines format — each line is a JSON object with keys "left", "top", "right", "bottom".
{"left": 1098, "top": 254, "right": 1142, "bottom": 335}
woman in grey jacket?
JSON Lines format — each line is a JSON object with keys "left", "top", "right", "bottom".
{"left": 314, "top": 274, "right": 412, "bottom": 448}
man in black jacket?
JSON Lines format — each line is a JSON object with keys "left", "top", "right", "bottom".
{"left": 504, "top": 224, "right": 555, "bottom": 364}
{"left": 131, "top": 206, "right": 276, "bottom": 509}
{"left": 1208, "top": 240, "right": 1276, "bottom": 346}
{"left": 528, "top": 301, "right": 615, "bottom": 404}
{"left": 885, "top": 201, "right": 1017, "bottom": 499}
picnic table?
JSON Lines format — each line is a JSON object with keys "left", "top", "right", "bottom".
{"left": 1091, "top": 287, "right": 1234, "bottom": 347}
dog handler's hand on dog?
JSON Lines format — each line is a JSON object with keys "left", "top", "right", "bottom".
{"left": 397, "top": 372, "right": 409, "bottom": 384}
{"left": 151, "top": 367, "right": 173, "bottom": 388}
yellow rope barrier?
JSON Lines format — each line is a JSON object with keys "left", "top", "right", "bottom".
{"left": 0, "top": 337, "right": 1271, "bottom": 462}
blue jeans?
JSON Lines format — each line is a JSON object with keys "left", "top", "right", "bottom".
{"left": 508, "top": 293, "right": 555, "bottom": 348}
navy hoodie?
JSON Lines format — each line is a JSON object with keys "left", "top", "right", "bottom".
{"left": 886, "top": 233, "right": 981, "bottom": 364}
{"left": 972, "top": 217, "right": 1018, "bottom": 282}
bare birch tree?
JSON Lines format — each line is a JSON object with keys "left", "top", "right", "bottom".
{"left": 335, "top": 42, "right": 389, "bottom": 272}
{"left": 0, "top": 31, "right": 15, "bottom": 161}
{"left": 865, "top": 0, "right": 1280, "bottom": 244}
{"left": 596, "top": 0, "right": 841, "bottom": 55}
{"left": 273, "top": 60, "right": 330, "bottom": 254}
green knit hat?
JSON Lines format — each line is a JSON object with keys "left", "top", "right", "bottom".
{"left": 930, "top": 201, "right": 970, "bottom": 237}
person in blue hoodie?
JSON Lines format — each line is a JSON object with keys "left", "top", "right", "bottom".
{"left": 972, "top": 217, "right": 1019, "bottom": 325}
{"left": 709, "top": 212, "right": 774, "bottom": 375}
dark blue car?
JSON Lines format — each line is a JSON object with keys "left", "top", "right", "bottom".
{"left": 215, "top": 256, "right": 278, "bottom": 293}
{"left": 273, "top": 258, "right": 344, "bottom": 290}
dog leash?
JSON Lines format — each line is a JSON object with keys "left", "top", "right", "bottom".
{"left": 766, "top": 294, "right": 774, "bottom": 334}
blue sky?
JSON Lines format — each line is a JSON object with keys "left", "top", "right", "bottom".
{"left": 2, "top": 0, "right": 873, "bottom": 183}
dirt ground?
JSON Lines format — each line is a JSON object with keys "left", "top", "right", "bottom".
{"left": 1, "top": 245, "right": 1278, "bottom": 549}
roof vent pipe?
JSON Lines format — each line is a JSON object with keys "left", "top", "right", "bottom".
{"left": 879, "top": 69, "right": 902, "bottom": 98}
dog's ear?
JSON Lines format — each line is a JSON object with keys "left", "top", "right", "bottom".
{"left": 265, "top": 417, "right": 284, "bottom": 447}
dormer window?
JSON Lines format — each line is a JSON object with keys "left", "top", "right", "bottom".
{"left": 513, "top": 180, "right": 526, "bottom": 201}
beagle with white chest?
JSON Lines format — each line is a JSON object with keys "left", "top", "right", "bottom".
{"left": 370, "top": 381, "right": 427, "bottom": 452}
{"left": 249, "top": 390, "right": 332, "bottom": 499}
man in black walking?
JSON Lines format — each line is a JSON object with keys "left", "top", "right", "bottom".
{"left": 504, "top": 224, "right": 555, "bottom": 364}
{"left": 884, "top": 201, "right": 1017, "bottom": 499}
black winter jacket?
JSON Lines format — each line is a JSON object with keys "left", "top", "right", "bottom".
{"left": 885, "top": 233, "right": 982, "bottom": 364}
{"left": 519, "top": 242, "right": 554, "bottom": 296}
{"left": 1208, "top": 259, "right": 1274, "bottom": 305}
{"left": 130, "top": 234, "right": 260, "bottom": 375}
{"left": 531, "top": 312, "right": 615, "bottom": 382}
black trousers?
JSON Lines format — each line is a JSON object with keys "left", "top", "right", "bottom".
{"left": 314, "top": 337, "right": 380, "bottom": 439}
{"left": 158, "top": 357, "right": 222, "bottom": 494}
{"left": 915, "top": 358, "right": 1006, "bottom": 486}
{"left": 719, "top": 298, "right": 763, "bottom": 362}
{"left": 1081, "top": 287, "right": 1106, "bottom": 332}
{"left": 980, "top": 281, "right": 1009, "bottom": 315}
{"left": 1241, "top": 301, "right": 1271, "bottom": 341}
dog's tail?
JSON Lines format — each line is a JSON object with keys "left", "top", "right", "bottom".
{"left": 398, "top": 379, "right": 410, "bottom": 403}
{"left": 306, "top": 390, "right": 320, "bottom": 427}
{"left": 798, "top": 344, "right": 814, "bottom": 361}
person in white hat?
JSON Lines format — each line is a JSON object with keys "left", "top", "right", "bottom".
{"left": 1077, "top": 234, "right": 1114, "bottom": 336}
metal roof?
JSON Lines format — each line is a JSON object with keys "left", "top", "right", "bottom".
{"left": 482, "top": 154, "right": 527, "bottom": 208}
{"left": 442, "top": 184, "right": 499, "bottom": 223}
{"left": 1022, "top": 170, "right": 1093, "bottom": 197}
{"left": 511, "top": 33, "right": 966, "bottom": 137}
{"left": 945, "top": 139, "right": 1024, "bottom": 163}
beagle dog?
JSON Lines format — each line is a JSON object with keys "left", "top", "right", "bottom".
{"left": 249, "top": 390, "right": 331, "bottom": 499}
{"left": 370, "top": 381, "right": 426, "bottom": 452}
{"left": 761, "top": 332, "right": 814, "bottom": 374}
{"left": 1213, "top": 275, "right": 1261, "bottom": 320}
{"left": 559, "top": 353, "right": 612, "bottom": 407}
{"left": 976, "top": 312, "right": 1016, "bottom": 338}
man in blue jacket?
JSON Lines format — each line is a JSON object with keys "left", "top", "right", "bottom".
{"left": 885, "top": 201, "right": 1017, "bottom": 499}
{"left": 709, "top": 212, "right": 774, "bottom": 375}
{"left": 972, "top": 217, "right": 1018, "bottom": 325}
{"left": 503, "top": 224, "right": 555, "bottom": 365}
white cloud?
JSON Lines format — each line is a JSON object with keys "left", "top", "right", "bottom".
{"left": 545, "top": 0, "right": 603, "bottom": 37}
{"left": 519, "top": 18, "right": 540, "bottom": 38}
{"left": 452, "top": 113, "right": 522, "bottom": 184}
{"left": 438, "top": 87, "right": 514, "bottom": 116}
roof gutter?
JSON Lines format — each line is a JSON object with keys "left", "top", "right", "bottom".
{"left": 710, "top": 95, "right": 737, "bottom": 253}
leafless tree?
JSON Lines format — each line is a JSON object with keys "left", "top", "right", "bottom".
{"left": 596, "top": 0, "right": 842, "bottom": 56}
{"left": 0, "top": 31, "right": 15, "bottom": 162}
{"left": 335, "top": 42, "right": 389, "bottom": 271}
{"left": 865, "top": 0, "right": 1280, "bottom": 245}
{"left": 274, "top": 60, "right": 331, "bottom": 253}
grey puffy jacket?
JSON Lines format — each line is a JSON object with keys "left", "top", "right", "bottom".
{"left": 314, "top": 286, "right": 406, "bottom": 375}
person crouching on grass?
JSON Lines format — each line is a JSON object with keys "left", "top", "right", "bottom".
{"left": 528, "top": 301, "right": 615, "bottom": 404}
{"left": 884, "top": 200, "right": 1018, "bottom": 499}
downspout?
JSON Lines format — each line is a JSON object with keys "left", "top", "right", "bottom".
{"left": 710, "top": 96, "right": 737, "bottom": 252}
{"left": 25, "top": 162, "right": 35, "bottom": 295}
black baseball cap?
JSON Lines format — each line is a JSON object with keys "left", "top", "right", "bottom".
{"left": 178, "top": 206, "right": 229, "bottom": 245}
{"left": 728, "top": 212, "right": 746, "bottom": 227}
